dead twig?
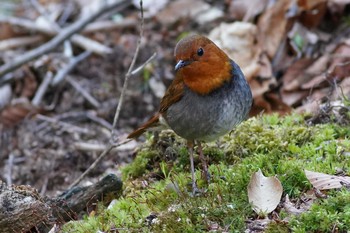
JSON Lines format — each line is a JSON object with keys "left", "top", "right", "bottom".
{"left": 131, "top": 52, "right": 157, "bottom": 76}
{"left": 36, "top": 114, "right": 92, "bottom": 135}
{"left": 32, "top": 72, "right": 53, "bottom": 106}
{"left": 5, "top": 153, "right": 14, "bottom": 186}
{"left": 0, "top": 0, "right": 129, "bottom": 78}
{"left": 0, "top": 17, "right": 137, "bottom": 34}
{"left": 68, "top": 0, "right": 155, "bottom": 189}
{"left": 112, "top": 0, "right": 145, "bottom": 130}
{"left": 86, "top": 111, "right": 113, "bottom": 130}
{"left": 68, "top": 139, "right": 131, "bottom": 189}
{"left": 32, "top": 51, "right": 91, "bottom": 106}
{"left": 52, "top": 51, "right": 92, "bottom": 85}
{"left": 66, "top": 76, "right": 101, "bottom": 108}
{"left": 0, "top": 36, "right": 44, "bottom": 51}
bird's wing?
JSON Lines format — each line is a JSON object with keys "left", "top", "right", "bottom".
{"left": 127, "top": 75, "right": 184, "bottom": 139}
{"left": 159, "top": 75, "right": 184, "bottom": 113}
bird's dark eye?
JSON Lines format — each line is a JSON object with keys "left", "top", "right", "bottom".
{"left": 197, "top": 48, "right": 204, "bottom": 56}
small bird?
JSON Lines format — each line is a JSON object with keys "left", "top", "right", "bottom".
{"left": 128, "top": 35, "right": 252, "bottom": 195}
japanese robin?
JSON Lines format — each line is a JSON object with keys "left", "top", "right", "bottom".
{"left": 128, "top": 35, "right": 252, "bottom": 195}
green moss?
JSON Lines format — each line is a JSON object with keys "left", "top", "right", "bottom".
{"left": 265, "top": 221, "right": 290, "bottom": 233}
{"left": 290, "top": 190, "right": 350, "bottom": 232}
{"left": 63, "top": 113, "right": 350, "bottom": 232}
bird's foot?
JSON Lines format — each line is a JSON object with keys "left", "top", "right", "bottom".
{"left": 191, "top": 183, "right": 206, "bottom": 197}
{"left": 202, "top": 169, "right": 211, "bottom": 184}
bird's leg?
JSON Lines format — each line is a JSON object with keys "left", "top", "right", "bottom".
{"left": 188, "top": 140, "right": 199, "bottom": 195}
{"left": 197, "top": 141, "right": 211, "bottom": 183}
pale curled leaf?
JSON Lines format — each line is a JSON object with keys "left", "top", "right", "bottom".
{"left": 305, "top": 170, "right": 350, "bottom": 190}
{"left": 247, "top": 169, "right": 283, "bottom": 214}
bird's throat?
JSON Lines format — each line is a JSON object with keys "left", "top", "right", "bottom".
{"left": 181, "top": 61, "right": 232, "bottom": 95}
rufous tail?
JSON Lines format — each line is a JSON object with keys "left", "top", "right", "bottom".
{"left": 127, "top": 114, "right": 160, "bottom": 139}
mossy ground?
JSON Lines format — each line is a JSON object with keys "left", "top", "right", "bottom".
{"left": 63, "top": 112, "right": 350, "bottom": 232}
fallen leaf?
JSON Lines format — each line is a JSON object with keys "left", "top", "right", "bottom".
{"left": 0, "top": 99, "right": 41, "bottom": 127}
{"left": 265, "top": 93, "right": 292, "bottom": 115}
{"left": 228, "top": 0, "right": 269, "bottom": 21}
{"left": 208, "top": 21, "right": 260, "bottom": 81}
{"left": 281, "top": 89, "right": 309, "bottom": 106}
{"left": 283, "top": 192, "right": 315, "bottom": 216}
{"left": 156, "top": 0, "right": 210, "bottom": 25}
{"left": 305, "top": 170, "right": 350, "bottom": 190}
{"left": 298, "top": 1, "right": 327, "bottom": 28}
{"left": 283, "top": 194, "right": 304, "bottom": 215}
{"left": 282, "top": 58, "right": 314, "bottom": 91}
{"left": 248, "top": 169, "right": 283, "bottom": 215}
{"left": 257, "top": 0, "right": 295, "bottom": 59}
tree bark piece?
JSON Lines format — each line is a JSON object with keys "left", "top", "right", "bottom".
{"left": 0, "top": 181, "right": 51, "bottom": 233}
{"left": 0, "top": 174, "right": 123, "bottom": 232}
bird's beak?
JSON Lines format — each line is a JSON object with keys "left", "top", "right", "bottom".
{"left": 175, "top": 60, "right": 191, "bottom": 71}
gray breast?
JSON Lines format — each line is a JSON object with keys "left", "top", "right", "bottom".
{"left": 164, "top": 61, "right": 252, "bottom": 142}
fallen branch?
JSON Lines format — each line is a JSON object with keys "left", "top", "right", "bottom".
{"left": 51, "top": 51, "right": 92, "bottom": 86}
{"left": 0, "top": 17, "right": 137, "bottom": 34}
{"left": 66, "top": 76, "right": 101, "bottom": 108}
{"left": 0, "top": 35, "right": 44, "bottom": 51}
{"left": 0, "top": 0, "right": 130, "bottom": 78}
{"left": 0, "top": 174, "right": 123, "bottom": 232}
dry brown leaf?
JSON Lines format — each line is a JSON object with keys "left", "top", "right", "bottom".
{"left": 264, "top": 93, "right": 292, "bottom": 115}
{"left": 328, "top": 61, "right": 350, "bottom": 81}
{"left": 283, "top": 194, "right": 304, "bottom": 215}
{"left": 305, "top": 170, "right": 350, "bottom": 190}
{"left": 283, "top": 192, "right": 315, "bottom": 216}
{"left": 257, "top": 0, "right": 295, "bottom": 59}
{"left": 156, "top": 0, "right": 210, "bottom": 25}
{"left": 20, "top": 68, "right": 38, "bottom": 98}
{"left": 0, "top": 100, "right": 41, "bottom": 127}
{"left": 283, "top": 55, "right": 329, "bottom": 92}
{"left": 257, "top": 53, "right": 273, "bottom": 78}
{"left": 282, "top": 58, "right": 314, "bottom": 91}
{"left": 281, "top": 89, "right": 309, "bottom": 106}
{"left": 301, "top": 74, "right": 327, "bottom": 89}
{"left": 298, "top": 1, "right": 327, "bottom": 28}
{"left": 248, "top": 169, "right": 283, "bottom": 215}
{"left": 338, "top": 77, "right": 350, "bottom": 98}
{"left": 209, "top": 22, "right": 259, "bottom": 81}
{"left": 229, "top": 0, "right": 268, "bottom": 21}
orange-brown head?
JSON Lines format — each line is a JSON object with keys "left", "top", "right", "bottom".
{"left": 174, "top": 35, "right": 232, "bottom": 95}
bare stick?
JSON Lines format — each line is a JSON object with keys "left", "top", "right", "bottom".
{"left": 112, "top": 0, "right": 145, "bottom": 130}
{"left": 36, "top": 114, "right": 91, "bottom": 134}
{"left": 32, "top": 72, "right": 54, "bottom": 106}
{"left": 0, "top": 35, "right": 44, "bottom": 51}
{"left": 0, "top": 17, "right": 113, "bottom": 55}
{"left": 68, "top": 139, "right": 131, "bottom": 188}
{"left": 0, "top": 0, "right": 129, "bottom": 78}
{"left": 131, "top": 52, "right": 157, "bottom": 76}
{"left": 67, "top": 52, "right": 157, "bottom": 188}
{"left": 0, "top": 17, "right": 137, "bottom": 34}
{"left": 52, "top": 51, "right": 91, "bottom": 85}
{"left": 66, "top": 76, "right": 101, "bottom": 108}
{"left": 69, "top": 0, "right": 154, "bottom": 188}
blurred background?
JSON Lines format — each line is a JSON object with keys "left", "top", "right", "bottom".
{"left": 0, "top": 0, "right": 349, "bottom": 196}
